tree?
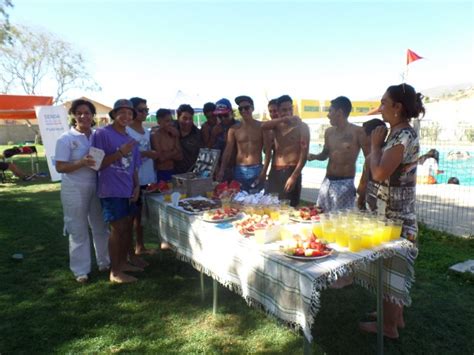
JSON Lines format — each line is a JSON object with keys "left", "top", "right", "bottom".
{"left": 0, "top": 25, "right": 100, "bottom": 103}
{"left": 0, "top": 0, "right": 13, "bottom": 44}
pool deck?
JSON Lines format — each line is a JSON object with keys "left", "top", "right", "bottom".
{"left": 301, "top": 167, "right": 474, "bottom": 238}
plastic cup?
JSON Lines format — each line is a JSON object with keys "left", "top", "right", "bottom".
{"left": 280, "top": 227, "right": 292, "bottom": 241}
{"left": 361, "top": 233, "right": 373, "bottom": 249}
{"left": 242, "top": 205, "right": 253, "bottom": 215}
{"left": 171, "top": 192, "right": 181, "bottom": 207}
{"left": 372, "top": 222, "right": 385, "bottom": 246}
{"left": 278, "top": 211, "right": 289, "bottom": 224}
{"left": 221, "top": 197, "right": 231, "bottom": 209}
{"left": 336, "top": 224, "right": 349, "bottom": 247}
{"left": 254, "top": 228, "right": 267, "bottom": 244}
{"left": 349, "top": 235, "right": 363, "bottom": 252}
{"left": 280, "top": 199, "right": 291, "bottom": 210}
{"left": 312, "top": 223, "right": 323, "bottom": 239}
{"left": 323, "top": 227, "right": 336, "bottom": 243}
{"left": 270, "top": 208, "right": 280, "bottom": 221}
{"left": 389, "top": 219, "right": 403, "bottom": 240}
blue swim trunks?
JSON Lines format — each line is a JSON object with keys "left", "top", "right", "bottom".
{"left": 156, "top": 169, "right": 175, "bottom": 182}
{"left": 233, "top": 164, "right": 263, "bottom": 192}
{"left": 100, "top": 197, "right": 138, "bottom": 223}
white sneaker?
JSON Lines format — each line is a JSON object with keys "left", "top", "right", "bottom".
{"left": 76, "top": 275, "right": 88, "bottom": 283}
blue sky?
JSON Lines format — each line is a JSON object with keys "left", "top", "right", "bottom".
{"left": 9, "top": 0, "right": 474, "bottom": 111}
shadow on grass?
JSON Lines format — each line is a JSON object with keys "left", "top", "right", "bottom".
{"left": 1, "top": 181, "right": 473, "bottom": 353}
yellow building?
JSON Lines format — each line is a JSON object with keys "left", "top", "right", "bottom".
{"left": 296, "top": 99, "right": 379, "bottom": 119}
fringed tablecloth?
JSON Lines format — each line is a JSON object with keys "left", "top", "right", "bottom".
{"left": 146, "top": 195, "right": 416, "bottom": 342}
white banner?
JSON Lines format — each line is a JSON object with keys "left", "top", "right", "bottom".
{"left": 35, "top": 105, "right": 69, "bottom": 182}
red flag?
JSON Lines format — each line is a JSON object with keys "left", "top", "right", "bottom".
{"left": 407, "top": 49, "right": 423, "bottom": 65}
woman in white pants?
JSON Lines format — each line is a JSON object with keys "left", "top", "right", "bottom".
{"left": 55, "top": 99, "right": 110, "bottom": 283}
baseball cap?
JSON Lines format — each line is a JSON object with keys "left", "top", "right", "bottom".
{"left": 214, "top": 98, "right": 232, "bottom": 115}
{"left": 235, "top": 95, "right": 254, "bottom": 106}
{"left": 109, "top": 99, "right": 137, "bottom": 119}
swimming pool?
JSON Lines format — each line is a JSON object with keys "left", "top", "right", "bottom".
{"left": 307, "top": 144, "right": 474, "bottom": 186}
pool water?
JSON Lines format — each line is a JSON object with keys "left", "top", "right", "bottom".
{"left": 307, "top": 144, "right": 474, "bottom": 186}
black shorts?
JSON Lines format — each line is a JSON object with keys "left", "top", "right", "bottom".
{"left": 0, "top": 162, "right": 10, "bottom": 171}
{"left": 266, "top": 166, "right": 302, "bottom": 207}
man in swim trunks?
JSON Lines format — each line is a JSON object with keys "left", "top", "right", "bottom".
{"left": 308, "top": 96, "right": 369, "bottom": 212}
{"left": 216, "top": 95, "right": 271, "bottom": 192}
{"left": 262, "top": 95, "right": 310, "bottom": 207}
{"left": 150, "top": 108, "right": 183, "bottom": 182}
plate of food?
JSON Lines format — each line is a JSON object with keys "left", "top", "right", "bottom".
{"left": 282, "top": 248, "right": 333, "bottom": 261}
{"left": 177, "top": 197, "right": 220, "bottom": 214}
{"left": 289, "top": 206, "right": 323, "bottom": 223}
{"left": 233, "top": 214, "right": 273, "bottom": 236}
{"left": 280, "top": 236, "right": 333, "bottom": 261}
{"left": 202, "top": 207, "right": 240, "bottom": 223}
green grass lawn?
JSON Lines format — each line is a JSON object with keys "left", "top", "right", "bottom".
{"left": 1, "top": 147, "right": 473, "bottom": 354}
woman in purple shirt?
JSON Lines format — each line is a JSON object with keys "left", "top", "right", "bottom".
{"left": 92, "top": 99, "right": 143, "bottom": 284}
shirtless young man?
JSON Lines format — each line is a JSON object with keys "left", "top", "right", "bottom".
{"left": 201, "top": 102, "right": 218, "bottom": 148}
{"left": 150, "top": 108, "right": 183, "bottom": 182}
{"left": 308, "top": 96, "right": 369, "bottom": 212}
{"left": 216, "top": 95, "right": 271, "bottom": 192}
{"left": 262, "top": 95, "right": 310, "bottom": 207}
{"left": 262, "top": 98, "right": 279, "bottom": 178}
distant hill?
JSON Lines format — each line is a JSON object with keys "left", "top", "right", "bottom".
{"left": 367, "top": 82, "right": 473, "bottom": 101}
{"left": 421, "top": 83, "right": 473, "bottom": 101}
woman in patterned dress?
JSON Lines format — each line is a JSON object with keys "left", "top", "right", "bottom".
{"left": 359, "top": 83, "right": 425, "bottom": 339}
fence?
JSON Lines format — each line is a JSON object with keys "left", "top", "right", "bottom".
{"left": 415, "top": 119, "right": 474, "bottom": 237}
{"left": 304, "top": 118, "right": 474, "bottom": 237}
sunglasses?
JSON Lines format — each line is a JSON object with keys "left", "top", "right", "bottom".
{"left": 238, "top": 105, "right": 252, "bottom": 112}
{"left": 137, "top": 108, "right": 149, "bottom": 113}
{"left": 218, "top": 114, "right": 231, "bottom": 119}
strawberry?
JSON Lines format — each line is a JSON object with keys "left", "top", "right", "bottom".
{"left": 295, "top": 248, "right": 305, "bottom": 256}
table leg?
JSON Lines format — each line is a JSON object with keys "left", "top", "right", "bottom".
{"left": 303, "top": 336, "right": 312, "bottom": 355}
{"left": 376, "top": 258, "right": 384, "bottom": 355}
{"left": 212, "top": 279, "right": 218, "bottom": 315}
{"left": 200, "top": 272, "right": 205, "bottom": 302}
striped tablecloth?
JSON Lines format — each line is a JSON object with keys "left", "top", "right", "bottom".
{"left": 146, "top": 195, "right": 416, "bottom": 342}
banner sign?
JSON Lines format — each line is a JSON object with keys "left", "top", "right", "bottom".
{"left": 35, "top": 105, "right": 69, "bottom": 182}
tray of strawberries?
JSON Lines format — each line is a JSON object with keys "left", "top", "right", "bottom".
{"left": 289, "top": 206, "right": 323, "bottom": 223}
{"left": 281, "top": 234, "right": 333, "bottom": 261}
{"left": 202, "top": 207, "right": 241, "bottom": 223}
